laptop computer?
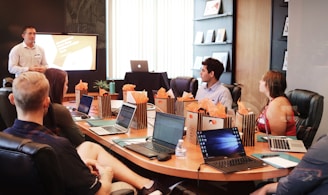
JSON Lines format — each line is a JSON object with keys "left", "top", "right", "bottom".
{"left": 124, "top": 112, "right": 185, "bottom": 158}
{"left": 197, "top": 127, "right": 267, "bottom": 173}
{"left": 89, "top": 103, "right": 137, "bottom": 135}
{"left": 130, "top": 60, "right": 149, "bottom": 72}
{"left": 111, "top": 100, "right": 123, "bottom": 115}
{"left": 70, "top": 94, "right": 94, "bottom": 118}
{"left": 263, "top": 118, "right": 307, "bottom": 153}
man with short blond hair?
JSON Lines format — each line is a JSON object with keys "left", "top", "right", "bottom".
{"left": 5, "top": 72, "right": 112, "bottom": 194}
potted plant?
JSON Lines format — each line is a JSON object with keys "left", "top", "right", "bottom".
{"left": 93, "top": 80, "right": 109, "bottom": 96}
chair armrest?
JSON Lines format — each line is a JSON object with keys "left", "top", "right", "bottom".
{"left": 110, "top": 181, "right": 136, "bottom": 195}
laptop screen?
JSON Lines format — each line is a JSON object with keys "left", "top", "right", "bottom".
{"left": 152, "top": 112, "right": 185, "bottom": 146}
{"left": 77, "top": 95, "right": 93, "bottom": 114}
{"left": 116, "top": 103, "right": 136, "bottom": 128}
{"left": 197, "top": 127, "right": 246, "bottom": 159}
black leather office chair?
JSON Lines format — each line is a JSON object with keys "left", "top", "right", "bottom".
{"left": 286, "top": 89, "right": 324, "bottom": 148}
{"left": 0, "top": 132, "right": 64, "bottom": 195}
{"left": 0, "top": 132, "right": 136, "bottom": 195}
{"left": 2, "top": 77, "right": 13, "bottom": 87}
{"left": 0, "top": 87, "right": 16, "bottom": 130}
{"left": 0, "top": 77, "right": 15, "bottom": 130}
{"left": 170, "top": 76, "right": 198, "bottom": 98}
{"left": 222, "top": 83, "right": 242, "bottom": 111}
{"left": 0, "top": 116, "right": 6, "bottom": 131}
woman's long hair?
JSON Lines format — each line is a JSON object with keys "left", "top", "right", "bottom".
{"left": 44, "top": 68, "right": 67, "bottom": 104}
{"left": 262, "top": 70, "right": 287, "bottom": 99}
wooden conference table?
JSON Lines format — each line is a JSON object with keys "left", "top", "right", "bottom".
{"left": 72, "top": 101, "right": 304, "bottom": 182}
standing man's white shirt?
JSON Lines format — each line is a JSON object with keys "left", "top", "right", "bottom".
{"left": 8, "top": 42, "right": 47, "bottom": 77}
{"left": 8, "top": 26, "right": 48, "bottom": 77}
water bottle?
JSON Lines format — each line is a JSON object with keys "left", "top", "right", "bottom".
{"left": 175, "top": 139, "right": 186, "bottom": 157}
{"left": 109, "top": 81, "right": 115, "bottom": 94}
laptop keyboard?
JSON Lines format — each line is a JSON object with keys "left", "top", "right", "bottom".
{"left": 138, "top": 142, "right": 174, "bottom": 154}
{"left": 89, "top": 126, "right": 124, "bottom": 136}
{"left": 71, "top": 110, "right": 87, "bottom": 117}
{"left": 89, "top": 127, "right": 112, "bottom": 135}
{"left": 124, "top": 144, "right": 159, "bottom": 158}
{"left": 209, "top": 156, "right": 256, "bottom": 168}
{"left": 103, "top": 126, "right": 123, "bottom": 133}
{"left": 270, "top": 138, "right": 290, "bottom": 150}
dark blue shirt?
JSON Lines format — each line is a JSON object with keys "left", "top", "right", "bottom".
{"left": 277, "top": 134, "right": 328, "bottom": 194}
{"left": 4, "top": 119, "right": 101, "bottom": 195}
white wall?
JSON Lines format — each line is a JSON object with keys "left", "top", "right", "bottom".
{"left": 287, "top": 0, "right": 328, "bottom": 142}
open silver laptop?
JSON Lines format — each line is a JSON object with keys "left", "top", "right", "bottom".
{"left": 124, "top": 112, "right": 185, "bottom": 158}
{"left": 70, "top": 94, "right": 94, "bottom": 118}
{"left": 263, "top": 117, "right": 307, "bottom": 153}
{"left": 130, "top": 60, "right": 149, "bottom": 72}
{"left": 89, "top": 103, "right": 137, "bottom": 135}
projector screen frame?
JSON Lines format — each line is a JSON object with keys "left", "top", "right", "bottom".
{"left": 35, "top": 32, "right": 98, "bottom": 71}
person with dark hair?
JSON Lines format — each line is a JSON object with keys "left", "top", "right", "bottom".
{"left": 43, "top": 68, "right": 165, "bottom": 195}
{"left": 195, "top": 57, "right": 232, "bottom": 108}
{"left": 256, "top": 70, "right": 296, "bottom": 136}
{"left": 43, "top": 68, "right": 85, "bottom": 147}
{"left": 8, "top": 25, "right": 48, "bottom": 77}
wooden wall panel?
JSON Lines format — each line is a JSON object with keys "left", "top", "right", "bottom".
{"left": 235, "top": 0, "right": 271, "bottom": 115}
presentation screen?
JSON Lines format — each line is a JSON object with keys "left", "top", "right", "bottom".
{"left": 35, "top": 33, "right": 97, "bottom": 71}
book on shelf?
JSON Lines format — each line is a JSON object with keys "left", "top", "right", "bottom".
{"left": 194, "top": 31, "right": 204, "bottom": 44}
{"left": 212, "top": 52, "right": 229, "bottom": 72}
{"left": 215, "top": 28, "right": 226, "bottom": 43}
{"left": 282, "top": 50, "right": 288, "bottom": 71}
{"left": 193, "top": 56, "right": 203, "bottom": 70}
{"left": 204, "top": 29, "right": 215, "bottom": 43}
{"left": 203, "top": 0, "right": 221, "bottom": 16}
{"left": 282, "top": 16, "right": 289, "bottom": 37}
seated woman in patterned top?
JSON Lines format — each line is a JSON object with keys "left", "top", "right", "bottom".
{"left": 256, "top": 70, "right": 296, "bottom": 136}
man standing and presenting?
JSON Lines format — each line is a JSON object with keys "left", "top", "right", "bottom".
{"left": 195, "top": 57, "right": 232, "bottom": 109}
{"left": 8, "top": 25, "right": 48, "bottom": 77}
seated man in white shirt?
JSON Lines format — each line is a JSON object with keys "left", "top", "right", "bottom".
{"left": 195, "top": 57, "right": 232, "bottom": 109}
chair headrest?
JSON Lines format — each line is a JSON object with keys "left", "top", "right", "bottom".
{"left": 286, "top": 89, "right": 323, "bottom": 118}
{"left": 222, "top": 83, "right": 242, "bottom": 102}
{"left": 2, "top": 77, "right": 13, "bottom": 88}
{"left": 0, "top": 132, "right": 51, "bottom": 155}
{"left": 170, "top": 77, "right": 198, "bottom": 97}
{"left": 0, "top": 87, "right": 12, "bottom": 92}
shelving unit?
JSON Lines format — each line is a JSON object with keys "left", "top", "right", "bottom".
{"left": 193, "top": 0, "right": 235, "bottom": 84}
{"left": 194, "top": 42, "right": 232, "bottom": 46}
{"left": 194, "top": 12, "right": 233, "bottom": 21}
{"left": 270, "top": 0, "right": 288, "bottom": 73}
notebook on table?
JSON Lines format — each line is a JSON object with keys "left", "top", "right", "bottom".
{"left": 70, "top": 94, "right": 94, "bottom": 118}
{"left": 197, "top": 127, "right": 267, "bottom": 173}
{"left": 130, "top": 60, "right": 149, "bottom": 72}
{"left": 124, "top": 112, "right": 185, "bottom": 158}
{"left": 89, "top": 103, "right": 137, "bottom": 135}
{"left": 263, "top": 117, "right": 307, "bottom": 153}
